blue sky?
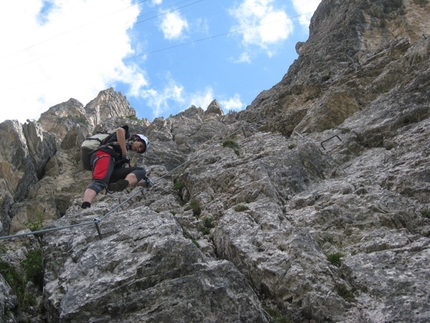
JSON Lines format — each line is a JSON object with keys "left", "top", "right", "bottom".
{"left": 0, "top": 0, "right": 321, "bottom": 123}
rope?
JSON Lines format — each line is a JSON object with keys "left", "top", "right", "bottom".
{"left": 0, "top": 187, "right": 147, "bottom": 242}
{"left": 0, "top": 220, "right": 96, "bottom": 241}
{"left": 99, "top": 187, "right": 146, "bottom": 222}
{"left": 0, "top": 123, "right": 255, "bottom": 242}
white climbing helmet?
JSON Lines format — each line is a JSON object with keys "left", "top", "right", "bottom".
{"left": 133, "top": 134, "right": 150, "bottom": 153}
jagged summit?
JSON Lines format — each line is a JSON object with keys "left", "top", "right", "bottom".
{"left": 243, "top": 0, "right": 430, "bottom": 135}
{"left": 205, "top": 99, "right": 224, "bottom": 116}
{"left": 1, "top": 0, "right": 430, "bottom": 322}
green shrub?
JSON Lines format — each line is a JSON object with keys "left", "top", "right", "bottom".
{"left": 76, "top": 114, "right": 89, "bottom": 126}
{"left": 174, "top": 178, "right": 185, "bottom": 191}
{"left": 337, "top": 127, "right": 351, "bottom": 134}
{"left": 186, "top": 200, "right": 201, "bottom": 217}
{"left": 222, "top": 137, "right": 240, "bottom": 156}
{"left": 0, "top": 246, "right": 44, "bottom": 308}
{"left": 263, "top": 306, "right": 291, "bottom": 323}
{"left": 321, "top": 72, "right": 331, "bottom": 82}
{"left": 22, "top": 250, "right": 43, "bottom": 290}
{"left": 0, "top": 250, "right": 43, "bottom": 308}
{"left": 420, "top": 209, "right": 430, "bottom": 218}
{"left": 126, "top": 114, "right": 139, "bottom": 121}
{"left": 203, "top": 217, "right": 214, "bottom": 228}
{"left": 385, "top": 142, "right": 395, "bottom": 150}
{"left": 202, "top": 217, "right": 214, "bottom": 235}
{"left": 335, "top": 284, "right": 354, "bottom": 301}
{"left": 0, "top": 261, "right": 26, "bottom": 301}
{"left": 327, "top": 252, "right": 344, "bottom": 267}
{"left": 174, "top": 178, "right": 187, "bottom": 204}
{"left": 234, "top": 204, "right": 249, "bottom": 212}
{"left": 24, "top": 212, "right": 44, "bottom": 232}
{"left": 191, "top": 239, "right": 200, "bottom": 248}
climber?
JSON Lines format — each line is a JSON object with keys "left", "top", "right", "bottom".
{"left": 81, "top": 125, "right": 151, "bottom": 209}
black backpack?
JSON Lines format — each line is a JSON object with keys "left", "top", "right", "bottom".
{"left": 80, "top": 130, "right": 116, "bottom": 170}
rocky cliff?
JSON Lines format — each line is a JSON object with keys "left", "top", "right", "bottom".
{"left": 1, "top": 0, "right": 430, "bottom": 322}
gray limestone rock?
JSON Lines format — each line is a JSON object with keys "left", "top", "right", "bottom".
{"left": 42, "top": 204, "right": 269, "bottom": 323}
{"left": 1, "top": 0, "right": 430, "bottom": 322}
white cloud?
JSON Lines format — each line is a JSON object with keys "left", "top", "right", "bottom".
{"left": 142, "top": 84, "right": 244, "bottom": 117}
{"left": 220, "top": 94, "right": 244, "bottom": 111}
{"left": 189, "top": 88, "right": 215, "bottom": 110}
{"left": 141, "top": 82, "right": 243, "bottom": 117}
{"left": 229, "top": 0, "right": 293, "bottom": 53}
{"left": 0, "top": 0, "right": 142, "bottom": 123}
{"left": 187, "top": 90, "right": 245, "bottom": 113}
{"left": 160, "top": 11, "right": 189, "bottom": 40}
{"left": 291, "top": 0, "right": 321, "bottom": 26}
{"left": 140, "top": 79, "right": 185, "bottom": 117}
{"left": 118, "top": 65, "right": 148, "bottom": 97}
{"left": 235, "top": 52, "right": 252, "bottom": 63}
{"left": 259, "top": 11, "right": 290, "bottom": 43}
{"left": 141, "top": 83, "right": 235, "bottom": 118}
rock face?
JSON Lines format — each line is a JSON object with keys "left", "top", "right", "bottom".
{"left": 243, "top": 0, "right": 430, "bottom": 135}
{"left": 0, "top": 120, "right": 56, "bottom": 235}
{"left": 42, "top": 206, "right": 269, "bottom": 323}
{"left": 1, "top": 0, "right": 430, "bottom": 322}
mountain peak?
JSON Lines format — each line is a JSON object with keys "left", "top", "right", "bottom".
{"left": 1, "top": 1, "right": 430, "bottom": 322}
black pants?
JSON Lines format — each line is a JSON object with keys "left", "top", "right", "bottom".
{"left": 86, "top": 151, "right": 146, "bottom": 194}
{"left": 109, "top": 166, "right": 147, "bottom": 183}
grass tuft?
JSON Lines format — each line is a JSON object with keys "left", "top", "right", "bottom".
{"left": 327, "top": 252, "right": 344, "bottom": 267}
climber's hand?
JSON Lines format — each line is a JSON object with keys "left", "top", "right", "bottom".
{"left": 115, "top": 157, "right": 130, "bottom": 168}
